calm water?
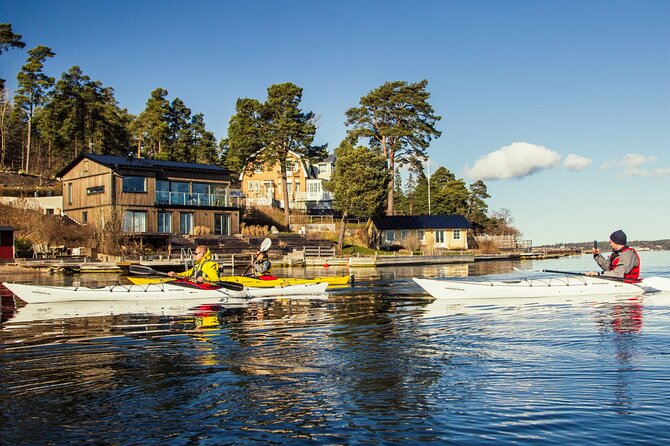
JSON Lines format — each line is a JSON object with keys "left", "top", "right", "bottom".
{"left": 2, "top": 251, "right": 670, "bottom": 445}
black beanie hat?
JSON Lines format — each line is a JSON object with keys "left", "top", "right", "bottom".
{"left": 610, "top": 229, "right": 627, "bottom": 245}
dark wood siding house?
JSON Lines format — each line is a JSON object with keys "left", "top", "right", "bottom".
{"left": 0, "top": 226, "right": 16, "bottom": 260}
{"left": 56, "top": 154, "right": 240, "bottom": 237}
{"left": 367, "top": 215, "right": 472, "bottom": 250}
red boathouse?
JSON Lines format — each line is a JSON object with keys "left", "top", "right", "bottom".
{"left": 0, "top": 226, "right": 16, "bottom": 261}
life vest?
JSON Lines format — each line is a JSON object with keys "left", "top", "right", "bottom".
{"left": 608, "top": 246, "right": 640, "bottom": 283}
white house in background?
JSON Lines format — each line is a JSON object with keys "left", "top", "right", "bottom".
{"left": 0, "top": 196, "right": 63, "bottom": 215}
{"left": 240, "top": 151, "right": 335, "bottom": 212}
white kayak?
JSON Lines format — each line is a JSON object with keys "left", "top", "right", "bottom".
{"left": 5, "top": 295, "right": 329, "bottom": 324}
{"left": 2, "top": 281, "right": 329, "bottom": 304}
{"left": 413, "top": 275, "right": 660, "bottom": 300}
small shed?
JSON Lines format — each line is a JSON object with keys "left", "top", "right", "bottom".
{"left": 0, "top": 226, "right": 16, "bottom": 260}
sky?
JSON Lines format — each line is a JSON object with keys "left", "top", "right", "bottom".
{"left": 2, "top": 0, "right": 669, "bottom": 246}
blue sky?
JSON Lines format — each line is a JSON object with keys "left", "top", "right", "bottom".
{"left": 2, "top": 0, "right": 669, "bottom": 245}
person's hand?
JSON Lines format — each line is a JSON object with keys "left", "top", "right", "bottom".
{"left": 585, "top": 271, "right": 598, "bottom": 276}
{"left": 168, "top": 271, "right": 176, "bottom": 277}
{"left": 196, "top": 276, "right": 204, "bottom": 283}
{"left": 591, "top": 248, "right": 600, "bottom": 255}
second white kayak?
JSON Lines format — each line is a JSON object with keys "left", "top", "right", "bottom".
{"left": 413, "top": 276, "right": 648, "bottom": 300}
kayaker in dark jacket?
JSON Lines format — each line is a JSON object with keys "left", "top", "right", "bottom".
{"left": 252, "top": 250, "right": 272, "bottom": 276}
{"left": 168, "top": 245, "right": 220, "bottom": 283}
{"left": 586, "top": 230, "right": 640, "bottom": 282}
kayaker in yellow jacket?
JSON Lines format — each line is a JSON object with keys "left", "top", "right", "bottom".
{"left": 168, "top": 245, "right": 220, "bottom": 283}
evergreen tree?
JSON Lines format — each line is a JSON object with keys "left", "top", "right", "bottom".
{"left": 225, "top": 83, "right": 325, "bottom": 227}
{"left": 131, "top": 88, "right": 170, "bottom": 158}
{"left": 220, "top": 97, "right": 264, "bottom": 173}
{"left": 38, "top": 66, "right": 131, "bottom": 168}
{"left": 466, "top": 180, "right": 491, "bottom": 234}
{"left": 0, "top": 23, "right": 26, "bottom": 90}
{"left": 345, "top": 80, "right": 441, "bottom": 215}
{"left": 324, "top": 140, "right": 388, "bottom": 250}
{"left": 14, "top": 45, "right": 55, "bottom": 173}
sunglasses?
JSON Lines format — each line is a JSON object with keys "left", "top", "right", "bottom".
{"left": 195, "top": 251, "right": 205, "bottom": 255}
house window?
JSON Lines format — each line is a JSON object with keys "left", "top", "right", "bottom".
{"left": 400, "top": 230, "right": 409, "bottom": 240}
{"left": 192, "top": 183, "right": 211, "bottom": 206}
{"left": 384, "top": 230, "right": 395, "bottom": 243}
{"left": 158, "top": 212, "right": 172, "bottom": 233}
{"left": 253, "top": 163, "right": 263, "bottom": 173}
{"left": 307, "top": 181, "right": 321, "bottom": 194}
{"left": 417, "top": 230, "right": 424, "bottom": 241}
{"left": 86, "top": 185, "right": 104, "bottom": 195}
{"left": 435, "top": 230, "right": 445, "bottom": 244}
{"left": 286, "top": 160, "right": 299, "bottom": 173}
{"left": 214, "top": 213, "right": 230, "bottom": 235}
{"left": 82, "top": 211, "right": 88, "bottom": 223}
{"left": 180, "top": 212, "right": 193, "bottom": 235}
{"left": 453, "top": 229, "right": 461, "bottom": 240}
{"left": 122, "top": 176, "right": 146, "bottom": 193}
{"left": 67, "top": 183, "right": 73, "bottom": 205}
{"left": 123, "top": 211, "right": 147, "bottom": 233}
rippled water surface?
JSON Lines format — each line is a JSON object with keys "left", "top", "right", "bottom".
{"left": 2, "top": 252, "right": 670, "bottom": 444}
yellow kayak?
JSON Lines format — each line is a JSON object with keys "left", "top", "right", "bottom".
{"left": 127, "top": 274, "right": 352, "bottom": 288}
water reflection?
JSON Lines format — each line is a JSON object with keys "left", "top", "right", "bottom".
{"left": 2, "top": 254, "right": 670, "bottom": 445}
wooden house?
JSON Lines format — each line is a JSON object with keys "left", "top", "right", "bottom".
{"left": 240, "top": 151, "right": 334, "bottom": 212}
{"left": 56, "top": 154, "right": 241, "bottom": 236}
{"left": 366, "top": 215, "right": 472, "bottom": 250}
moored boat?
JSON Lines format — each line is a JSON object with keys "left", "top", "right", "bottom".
{"left": 2, "top": 281, "right": 329, "bottom": 304}
{"left": 413, "top": 275, "right": 652, "bottom": 300}
{"left": 127, "top": 274, "right": 352, "bottom": 288}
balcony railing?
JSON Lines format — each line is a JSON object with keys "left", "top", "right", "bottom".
{"left": 156, "top": 191, "right": 241, "bottom": 208}
{"left": 292, "top": 191, "right": 333, "bottom": 202}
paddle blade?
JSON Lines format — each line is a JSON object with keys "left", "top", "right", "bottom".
{"left": 129, "top": 264, "right": 163, "bottom": 276}
{"left": 260, "top": 237, "right": 272, "bottom": 252}
{"left": 641, "top": 277, "right": 670, "bottom": 292}
{"left": 217, "top": 281, "right": 246, "bottom": 292}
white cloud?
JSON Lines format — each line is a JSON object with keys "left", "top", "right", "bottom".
{"left": 601, "top": 153, "right": 663, "bottom": 178}
{"left": 602, "top": 153, "right": 657, "bottom": 170}
{"left": 563, "top": 154, "right": 591, "bottom": 171}
{"left": 464, "top": 142, "right": 561, "bottom": 181}
{"left": 653, "top": 168, "right": 670, "bottom": 178}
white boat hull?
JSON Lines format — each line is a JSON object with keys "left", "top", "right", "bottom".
{"left": 413, "top": 276, "right": 647, "bottom": 299}
{"left": 2, "top": 282, "right": 329, "bottom": 304}
{"left": 6, "top": 295, "right": 329, "bottom": 324}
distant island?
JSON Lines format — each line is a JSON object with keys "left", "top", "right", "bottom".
{"left": 539, "top": 240, "right": 670, "bottom": 251}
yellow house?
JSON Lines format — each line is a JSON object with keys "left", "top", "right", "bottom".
{"left": 366, "top": 215, "right": 471, "bottom": 250}
{"left": 240, "top": 150, "right": 334, "bottom": 212}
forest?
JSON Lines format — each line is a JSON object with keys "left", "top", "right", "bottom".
{"left": 1, "top": 23, "right": 519, "bottom": 240}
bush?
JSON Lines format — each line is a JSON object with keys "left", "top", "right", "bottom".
{"left": 478, "top": 239, "right": 499, "bottom": 254}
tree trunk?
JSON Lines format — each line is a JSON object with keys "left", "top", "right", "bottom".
{"left": 281, "top": 169, "right": 290, "bottom": 228}
{"left": 387, "top": 152, "right": 395, "bottom": 215}
{"left": 337, "top": 211, "right": 348, "bottom": 251}
{"left": 25, "top": 116, "right": 32, "bottom": 174}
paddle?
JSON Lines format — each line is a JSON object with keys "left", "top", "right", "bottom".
{"left": 243, "top": 238, "right": 272, "bottom": 276}
{"left": 128, "top": 264, "right": 245, "bottom": 291}
{"left": 542, "top": 269, "right": 670, "bottom": 291}
{"left": 543, "top": 269, "right": 629, "bottom": 282}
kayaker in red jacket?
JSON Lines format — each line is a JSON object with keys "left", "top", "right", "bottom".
{"left": 586, "top": 229, "right": 640, "bottom": 282}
